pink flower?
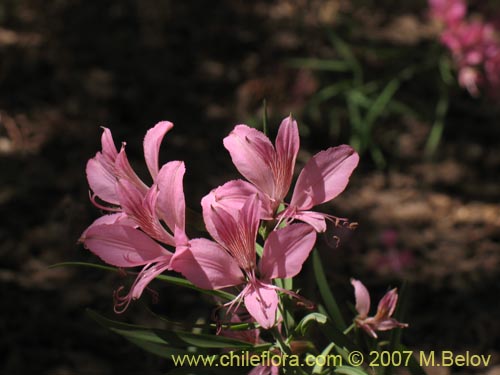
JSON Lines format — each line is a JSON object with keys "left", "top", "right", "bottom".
{"left": 217, "top": 116, "right": 359, "bottom": 232}
{"left": 86, "top": 121, "right": 173, "bottom": 209}
{"left": 429, "top": 0, "right": 466, "bottom": 27}
{"left": 429, "top": 0, "right": 500, "bottom": 96}
{"left": 80, "top": 123, "right": 188, "bottom": 312}
{"left": 171, "top": 195, "right": 316, "bottom": 329}
{"left": 350, "top": 279, "right": 408, "bottom": 338}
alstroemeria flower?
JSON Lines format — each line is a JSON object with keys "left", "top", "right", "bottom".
{"left": 171, "top": 195, "right": 316, "bottom": 329}
{"left": 221, "top": 116, "right": 359, "bottom": 232}
{"left": 351, "top": 279, "right": 408, "bottom": 338}
{"left": 86, "top": 121, "right": 173, "bottom": 209}
{"left": 80, "top": 124, "right": 188, "bottom": 312}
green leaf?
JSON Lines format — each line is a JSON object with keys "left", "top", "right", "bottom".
{"left": 51, "top": 262, "right": 236, "bottom": 301}
{"left": 312, "top": 342, "right": 335, "bottom": 374}
{"left": 312, "top": 250, "right": 346, "bottom": 330}
{"left": 88, "top": 310, "right": 265, "bottom": 351}
{"left": 295, "top": 312, "right": 328, "bottom": 336}
{"left": 325, "top": 29, "right": 363, "bottom": 84}
{"left": 335, "top": 366, "right": 371, "bottom": 375}
{"left": 312, "top": 81, "right": 352, "bottom": 104}
{"left": 364, "top": 79, "right": 400, "bottom": 128}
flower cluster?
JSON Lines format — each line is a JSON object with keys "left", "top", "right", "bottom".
{"left": 429, "top": 0, "right": 500, "bottom": 96}
{"left": 79, "top": 116, "right": 406, "bottom": 338}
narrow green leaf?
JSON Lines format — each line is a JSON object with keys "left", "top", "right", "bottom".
{"left": 312, "top": 250, "right": 346, "bottom": 330}
{"left": 335, "top": 366, "right": 371, "bottom": 375}
{"left": 365, "top": 79, "right": 400, "bottom": 127}
{"left": 88, "top": 309, "right": 263, "bottom": 350}
{"left": 51, "top": 261, "right": 236, "bottom": 301}
{"left": 312, "top": 342, "right": 335, "bottom": 374}
{"left": 325, "top": 29, "right": 363, "bottom": 84}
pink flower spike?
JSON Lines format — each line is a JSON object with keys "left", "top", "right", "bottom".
{"left": 350, "top": 279, "right": 408, "bottom": 338}
{"left": 144, "top": 121, "right": 174, "bottom": 179}
{"left": 429, "top": 0, "right": 466, "bottom": 27}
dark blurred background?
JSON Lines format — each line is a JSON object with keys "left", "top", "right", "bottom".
{"left": 1, "top": 1, "right": 500, "bottom": 374}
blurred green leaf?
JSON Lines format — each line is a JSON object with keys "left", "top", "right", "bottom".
{"left": 365, "top": 79, "right": 400, "bottom": 128}
{"left": 312, "top": 250, "right": 346, "bottom": 330}
{"left": 288, "top": 58, "right": 352, "bottom": 72}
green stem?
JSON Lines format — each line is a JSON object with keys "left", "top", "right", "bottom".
{"left": 343, "top": 323, "right": 355, "bottom": 335}
{"left": 271, "top": 326, "right": 291, "bottom": 355}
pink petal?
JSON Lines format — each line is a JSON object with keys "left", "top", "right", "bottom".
{"left": 80, "top": 212, "right": 135, "bottom": 240}
{"left": 83, "top": 224, "right": 172, "bottom": 267}
{"left": 223, "top": 125, "right": 276, "bottom": 196}
{"left": 259, "top": 224, "right": 316, "bottom": 281}
{"left": 115, "top": 144, "right": 148, "bottom": 194}
{"left": 156, "top": 161, "right": 186, "bottom": 234}
{"left": 351, "top": 279, "right": 371, "bottom": 318}
{"left": 116, "top": 180, "right": 175, "bottom": 246}
{"left": 129, "top": 262, "right": 171, "bottom": 300}
{"left": 359, "top": 322, "right": 378, "bottom": 338}
{"left": 100, "top": 127, "right": 118, "bottom": 163}
{"left": 143, "top": 121, "right": 174, "bottom": 179}
{"left": 206, "top": 195, "right": 260, "bottom": 271}
{"left": 86, "top": 157, "right": 120, "bottom": 205}
{"left": 290, "top": 145, "right": 359, "bottom": 210}
{"left": 375, "top": 288, "right": 398, "bottom": 319}
{"left": 244, "top": 283, "right": 279, "bottom": 329}
{"left": 290, "top": 210, "right": 328, "bottom": 232}
{"left": 170, "top": 239, "right": 244, "bottom": 290}
{"left": 201, "top": 180, "right": 272, "bottom": 243}
{"left": 374, "top": 318, "right": 408, "bottom": 331}
{"left": 274, "top": 116, "right": 299, "bottom": 201}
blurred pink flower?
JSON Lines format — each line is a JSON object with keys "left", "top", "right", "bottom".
{"left": 351, "top": 279, "right": 408, "bottom": 338}
{"left": 429, "top": 0, "right": 466, "bottom": 27}
{"left": 375, "top": 229, "right": 414, "bottom": 275}
{"left": 429, "top": 0, "right": 500, "bottom": 96}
